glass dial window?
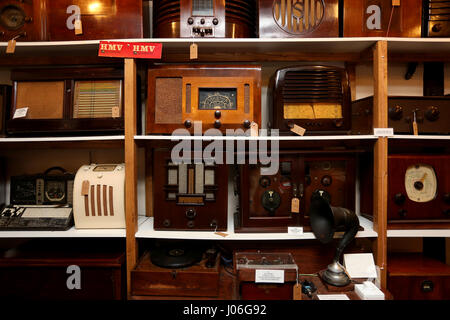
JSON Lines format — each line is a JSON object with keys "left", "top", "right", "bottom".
{"left": 198, "top": 88, "right": 237, "bottom": 110}
{"left": 45, "top": 181, "right": 66, "bottom": 202}
{"left": 404, "top": 164, "right": 438, "bottom": 203}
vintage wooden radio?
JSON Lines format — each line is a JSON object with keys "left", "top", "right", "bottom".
{"left": 235, "top": 153, "right": 356, "bottom": 233}
{"left": 153, "top": 0, "right": 256, "bottom": 38}
{"left": 0, "top": 0, "right": 45, "bottom": 42}
{"left": 152, "top": 149, "right": 228, "bottom": 231}
{"left": 46, "top": 0, "right": 143, "bottom": 40}
{"left": 131, "top": 242, "right": 221, "bottom": 297}
{"left": 259, "top": 0, "right": 339, "bottom": 38}
{"left": 388, "top": 155, "right": 450, "bottom": 229}
{"left": 73, "top": 164, "right": 125, "bottom": 229}
{"left": 269, "top": 66, "right": 351, "bottom": 135}
{"left": 0, "top": 85, "right": 11, "bottom": 136}
{"left": 147, "top": 65, "right": 261, "bottom": 135}
{"left": 424, "top": 0, "right": 450, "bottom": 37}
{"left": 352, "top": 96, "right": 450, "bottom": 135}
{"left": 7, "top": 66, "right": 124, "bottom": 135}
{"left": 342, "top": 0, "right": 422, "bottom": 37}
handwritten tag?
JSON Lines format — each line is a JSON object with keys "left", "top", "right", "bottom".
{"left": 74, "top": 19, "right": 83, "bottom": 35}
{"left": 6, "top": 39, "right": 16, "bottom": 54}
{"left": 250, "top": 122, "right": 259, "bottom": 137}
{"left": 291, "top": 197, "right": 300, "bottom": 213}
{"left": 255, "top": 269, "right": 284, "bottom": 283}
{"left": 373, "top": 128, "right": 394, "bottom": 137}
{"left": 190, "top": 43, "right": 198, "bottom": 60}
{"left": 214, "top": 232, "right": 228, "bottom": 237}
{"left": 13, "top": 107, "right": 28, "bottom": 119}
{"left": 290, "top": 124, "right": 306, "bottom": 136}
{"left": 111, "top": 106, "right": 120, "bottom": 118}
{"left": 413, "top": 121, "right": 419, "bottom": 136}
{"left": 288, "top": 226, "right": 303, "bottom": 235}
{"left": 293, "top": 284, "right": 303, "bottom": 300}
{"left": 81, "top": 180, "right": 90, "bottom": 196}
{"left": 392, "top": 0, "right": 401, "bottom": 6}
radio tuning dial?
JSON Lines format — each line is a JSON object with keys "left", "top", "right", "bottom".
{"left": 394, "top": 193, "right": 406, "bottom": 205}
{"left": 425, "top": 106, "right": 440, "bottom": 122}
{"left": 184, "top": 120, "right": 192, "bottom": 128}
{"left": 389, "top": 105, "right": 403, "bottom": 120}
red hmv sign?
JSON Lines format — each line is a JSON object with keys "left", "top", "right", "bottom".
{"left": 98, "top": 41, "right": 162, "bottom": 59}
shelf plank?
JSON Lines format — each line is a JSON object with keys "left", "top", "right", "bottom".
{"left": 0, "top": 136, "right": 125, "bottom": 149}
{"left": 387, "top": 229, "right": 450, "bottom": 238}
{"left": 0, "top": 227, "right": 126, "bottom": 238}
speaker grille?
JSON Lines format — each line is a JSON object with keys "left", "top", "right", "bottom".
{"left": 155, "top": 78, "right": 182, "bottom": 124}
{"left": 73, "top": 80, "right": 122, "bottom": 118}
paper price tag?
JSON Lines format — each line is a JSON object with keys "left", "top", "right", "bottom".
{"left": 293, "top": 283, "right": 302, "bottom": 300}
{"left": 291, "top": 197, "right": 300, "bottom": 213}
{"left": 6, "top": 39, "right": 16, "bottom": 54}
{"left": 13, "top": 107, "right": 28, "bottom": 119}
{"left": 81, "top": 180, "right": 90, "bottom": 196}
{"left": 288, "top": 227, "right": 303, "bottom": 235}
{"left": 413, "top": 121, "right": 419, "bottom": 136}
{"left": 190, "top": 43, "right": 198, "bottom": 60}
{"left": 112, "top": 106, "right": 120, "bottom": 118}
{"left": 255, "top": 269, "right": 284, "bottom": 283}
{"left": 290, "top": 124, "right": 306, "bottom": 136}
{"left": 214, "top": 232, "right": 229, "bottom": 238}
{"left": 373, "top": 128, "right": 394, "bottom": 137}
{"left": 392, "top": 0, "right": 401, "bottom": 6}
{"left": 250, "top": 122, "right": 259, "bottom": 137}
{"left": 75, "top": 19, "right": 83, "bottom": 35}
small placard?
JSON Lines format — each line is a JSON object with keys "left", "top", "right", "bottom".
{"left": 13, "top": 107, "right": 28, "bottom": 119}
{"left": 343, "top": 253, "right": 378, "bottom": 279}
{"left": 290, "top": 124, "right": 306, "bottom": 136}
{"left": 74, "top": 19, "right": 83, "bottom": 35}
{"left": 291, "top": 197, "right": 300, "bottom": 213}
{"left": 373, "top": 128, "right": 394, "bottom": 137}
{"left": 317, "top": 294, "right": 349, "bottom": 300}
{"left": 6, "top": 39, "right": 16, "bottom": 54}
{"left": 255, "top": 269, "right": 284, "bottom": 283}
{"left": 98, "top": 41, "right": 163, "bottom": 59}
{"left": 250, "top": 122, "right": 259, "bottom": 137}
{"left": 288, "top": 226, "right": 303, "bottom": 235}
{"left": 190, "top": 43, "right": 198, "bottom": 60}
{"left": 111, "top": 106, "right": 120, "bottom": 118}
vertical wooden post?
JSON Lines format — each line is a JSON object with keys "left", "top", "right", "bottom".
{"left": 372, "top": 40, "right": 388, "bottom": 289}
{"left": 124, "top": 58, "right": 138, "bottom": 298}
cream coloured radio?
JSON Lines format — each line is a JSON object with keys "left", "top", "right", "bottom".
{"left": 73, "top": 164, "right": 125, "bottom": 229}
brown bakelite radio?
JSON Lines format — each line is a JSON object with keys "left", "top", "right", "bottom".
{"left": 152, "top": 149, "right": 228, "bottom": 231}
{"left": 146, "top": 65, "right": 261, "bottom": 134}
{"left": 0, "top": 0, "right": 142, "bottom": 42}
{"left": 424, "top": 0, "right": 450, "bottom": 37}
{"left": 388, "top": 155, "right": 450, "bottom": 229}
{"left": 153, "top": 0, "right": 256, "bottom": 38}
{"left": 259, "top": 0, "right": 339, "bottom": 38}
{"left": 0, "top": 0, "right": 44, "bottom": 41}
{"left": 235, "top": 153, "right": 356, "bottom": 233}
{"left": 269, "top": 65, "right": 351, "bottom": 135}
{"left": 7, "top": 67, "right": 124, "bottom": 135}
{"left": 342, "top": 0, "right": 422, "bottom": 37}
{"left": 352, "top": 96, "right": 450, "bottom": 135}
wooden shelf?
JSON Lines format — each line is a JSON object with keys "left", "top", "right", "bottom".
{"left": 0, "top": 135, "right": 125, "bottom": 149}
{"left": 135, "top": 215, "right": 377, "bottom": 240}
{"left": 135, "top": 134, "right": 378, "bottom": 141}
{"left": 387, "top": 229, "right": 450, "bottom": 238}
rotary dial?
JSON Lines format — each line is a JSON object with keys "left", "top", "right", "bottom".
{"left": 404, "top": 164, "right": 437, "bottom": 203}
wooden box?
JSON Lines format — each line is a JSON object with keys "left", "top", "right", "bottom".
{"left": 7, "top": 66, "right": 125, "bottom": 136}
{"left": 259, "top": 0, "right": 339, "bottom": 38}
{"left": 0, "top": 239, "right": 125, "bottom": 300}
{"left": 153, "top": 0, "right": 256, "bottom": 38}
{"left": 146, "top": 65, "right": 261, "bottom": 134}
{"left": 342, "top": 0, "right": 422, "bottom": 37}
{"left": 269, "top": 66, "right": 351, "bottom": 135}
{"left": 152, "top": 148, "right": 228, "bottom": 231}
{"left": 131, "top": 251, "right": 221, "bottom": 297}
{"left": 388, "top": 253, "right": 450, "bottom": 300}
{"left": 387, "top": 155, "right": 450, "bottom": 229}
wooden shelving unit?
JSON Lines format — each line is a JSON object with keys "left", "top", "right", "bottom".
{"left": 1, "top": 37, "right": 449, "bottom": 300}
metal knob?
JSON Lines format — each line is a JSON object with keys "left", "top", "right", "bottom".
{"left": 163, "top": 219, "right": 171, "bottom": 227}
{"left": 213, "top": 18, "right": 219, "bottom": 25}
{"left": 389, "top": 105, "right": 403, "bottom": 120}
{"left": 214, "top": 110, "right": 221, "bottom": 119}
{"left": 188, "top": 17, "right": 194, "bottom": 25}
{"left": 432, "top": 23, "right": 442, "bottom": 33}
{"left": 421, "top": 280, "right": 434, "bottom": 293}
{"left": 414, "top": 181, "right": 424, "bottom": 191}
{"left": 394, "top": 193, "right": 406, "bottom": 205}
{"left": 186, "top": 208, "right": 197, "bottom": 220}
{"left": 425, "top": 106, "right": 440, "bottom": 122}
{"left": 243, "top": 120, "right": 251, "bottom": 129}
{"left": 321, "top": 175, "right": 332, "bottom": 187}
{"left": 214, "top": 120, "right": 221, "bottom": 129}
{"left": 200, "top": 18, "right": 205, "bottom": 24}
{"left": 184, "top": 120, "right": 192, "bottom": 128}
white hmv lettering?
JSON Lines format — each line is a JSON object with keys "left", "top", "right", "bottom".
{"left": 66, "top": 5, "right": 81, "bottom": 30}
{"left": 366, "top": 5, "right": 381, "bottom": 30}
{"left": 66, "top": 265, "right": 81, "bottom": 290}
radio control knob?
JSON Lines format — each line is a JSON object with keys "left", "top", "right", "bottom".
{"left": 398, "top": 209, "right": 407, "bottom": 218}
{"left": 414, "top": 181, "right": 424, "bottom": 191}
{"left": 163, "top": 219, "right": 171, "bottom": 227}
{"left": 213, "top": 18, "right": 219, "bottom": 25}
{"left": 389, "top": 105, "right": 403, "bottom": 120}
{"left": 443, "top": 193, "right": 450, "bottom": 204}
{"left": 188, "top": 17, "right": 194, "bottom": 25}
{"left": 321, "top": 175, "right": 332, "bottom": 187}
{"left": 184, "top": 120, "right": 192, "bottom": 128}
{"left": 200, "top": 18, "right": 205, "bottom": 24}
{"left": 243, "top": 120, "right": 251, "bottom": 129}
{"left": 187, "top": 221, "right": 195, "bottom": 228}
{"left": 214, "top": 110, "right": 221, "bottom": 119}
{"left": 210, "top": 220, "right": 218, "bottom": 229}
{"left": 333, "top": 119, "right": 344, "bottom": 128}
{"left": 214, "top": 120, "right": 221, "bottom": 129}
{"left": 186, "top": 208, "right": 197, "bottom": 220}
{"left": 432, "top": 23, "right": 442, "bottom": 33}
{"left": 425, "top": 106, "right": 440, "bottom": 122}
{"left": 394, "top": 193, "right": 406, "bottom": 205}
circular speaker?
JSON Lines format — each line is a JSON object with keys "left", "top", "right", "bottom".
{"left": 308, "top": 191, "right": 335, "bottom": 244}
{"left": 0, "top": 5, "right": 26, "bottom": 31}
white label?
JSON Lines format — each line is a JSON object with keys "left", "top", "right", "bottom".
{"left": 13, "top": 107, "right": 28, "bottom": 119}
{"left": 373, "top": 128, "right": 394, "bottom": 137}
{"left": 288, "top": 226, "right": 303, "bottom": 235}
{"left": 343, "top": 253, "right": 378, "bottom": 279}
{"left": 255, "top": 269, "right": 284, "bottom": 283}
{"left": 317, "top": 294, "right": 350, "bottom": 300}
